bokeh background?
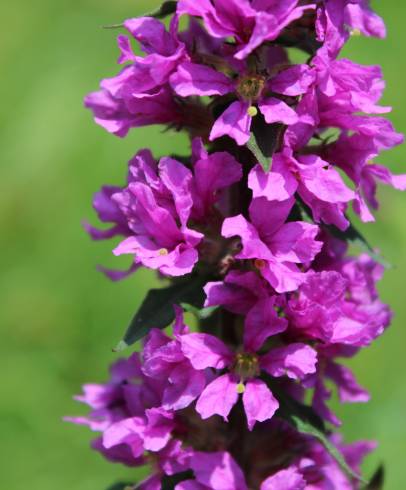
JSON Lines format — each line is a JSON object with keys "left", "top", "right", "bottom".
{"left": 1, "top": 0, "right": 405, "bottom": 488}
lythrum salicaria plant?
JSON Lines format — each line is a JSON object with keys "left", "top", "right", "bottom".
{"left": 67, "top": 1, "right": 405, "bottom": 488}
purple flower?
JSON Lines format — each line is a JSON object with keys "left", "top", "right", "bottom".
{"left": 86, "top": 144, "right": 242, "bottom": 277}
{"left": 326, "top": 132, "right": 406, "bottom": 221}
{"left": 85, "top": 16, "right": 187, "bottom": 137}
{"left": 181, "top": 330, "right": 317, "bottom": 430}
{"left": 260, "top": 467, "right": 305, "bottom": 490}
{"left": 142, "top": 308, "right": 207, "bottom": 411}
{"left": 249, "top": 147, "right": 355, "bottom": 230}
{"left": 176, "top": 451, "right": 248, "bottom": 490}
{"left": 177, "top": 0, "right": 315, "bottom": 60}
{"left": 170, "top": 61, "right": 315, "bottom": 145}
{"left": 222, "top": 197, "right": 323, "bottom": 292}
{"left": 316, "top": 0, "right": 386, "bottom": 58}
{"left": 287, "top": 258, "right": 391, "bottom": 347}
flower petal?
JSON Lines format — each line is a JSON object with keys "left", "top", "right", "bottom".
{"left": 170, "top": 62, "right": 234, "bottom": 96}
{"left": 261, "top": 343, "right": 318, "bottom": 380}
{"left": 243, "top": 379, "right": 279, "bottom": 430}
{"left": 210, "top": 101, "right": 251, "bottom": 145}
{"left": 196, "top": 374, "right": 239, "bottom": 421}
{"left": 181, "top": 333, "right": 233, "bottom": 369}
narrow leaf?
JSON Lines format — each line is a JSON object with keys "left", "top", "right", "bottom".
{"left": 364, "top": 465, "right": 384, "bottom": 490}
{"left": 106, "top": 483, "right": 134, "bottom": 490}
{"left": 181, "top": 303, "right": 219, "bottom": 320}
{"left": 162, "top": 470, "right": 194, "bottom": 489}
{"left": 247, "top": 117, "right": 283, "bottom": 172}
{"left": 327, "top": 222, "right": 391, "bottom": 268}
{"left": 247, "top": 133, "right": 271, "bottom": 172}
{"left": 115, "top": 276, "right": 207, "bottom": 351}
{"left": 145, "top": 1, "right": 178, "bottom": 19}
{"left": 286, "top": 414, "right": 366, "bottom": 484}
{"left": 269, "top": 379, "right": 366, "bottom": 484}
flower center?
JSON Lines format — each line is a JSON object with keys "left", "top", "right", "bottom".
{"left": 233, "top": 352, "right": 260, "bottom": 383}
{"left": 158, "top": 248, "right": 169, "bottom": 256}
{"left": 237, "top": 75, "right": 265, "bottom": 101}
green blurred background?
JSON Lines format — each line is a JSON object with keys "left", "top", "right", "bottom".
{"left": 1, "top": 0, "right": 405, "bottom": 488}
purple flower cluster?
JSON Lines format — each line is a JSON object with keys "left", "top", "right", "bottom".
{"left": 70, "top": 1, "right": 404, "bottom": 488}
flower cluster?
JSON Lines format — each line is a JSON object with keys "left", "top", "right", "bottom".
{"left": 70, "top": 1, "right": 404, "bottom": 488}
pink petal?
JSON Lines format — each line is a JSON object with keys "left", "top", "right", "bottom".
{"left": 260, "top": 259, "right": 306, "bottom": 293}
{"left": 270, "top": 64, "right": 315, "bottom": 96}
{"left": 326, "top": 362, "right": 370, "bottom": 403}
{"left": 222, "top": 214, "right": 272, "bottom": 260}
{"left": 210, "top": 101, "right": 252, "bottom": 146}
{"left": 181, "top": 333, "right": 233, "bottom": 370}
{"left": 243, "top": 379, "right": 279, "bottom": 430}
{"left": 261, "top": 343, "right": 318, "bottom": 380}
{"left": 244, "top": 298, "right": 288, "bottom": 352}
{"left": 248, "top": 165, "right": 297, "bottom": 202}
{"left": 103, "top": 417, "right": 145, "bottom": 458}
{"left": 260, "top": 466, "right": 306, "bottom": 490}
{"left": 191, "top": 451, "right": 248, "bottom": 490}
{"left": 196, "top": 374, "right": 239, "bottom": 421}
{"left": 269, "top": 221, "right": 322, "bottom": 263}
{"left": 299, "top": 155, "right": 355, "bottom": 203}
{"left": 170, "top": 62, "right": 234, "bottom": 96}
{"left": 259, "top": 97, "right": 299, "bottom": 125}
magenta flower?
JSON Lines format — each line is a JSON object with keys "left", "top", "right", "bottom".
{"left": 142, "top": 308, "right": 206, "bottom": 411}
{"left": 287, "top": 256, "right": 391, "bottom": 347}
{"left": 177, "top": 0, "right": 315, "bottom": 60}
{"left": 260, "top": 467, "right": 305, "bottom": 490}
{"left": 71, "top": 2, "right": 403, "bottom": 488}
{"left": 181, "top": 330, "right": 317, "bottom": 430}
{"left": 176, "top": 451, "right": 248, "bottom": 490}
{"left": 86, "top": 144, "right": 242, "bottom": 277}
{"left": 170, "top": 61, "right": 314, "bottom": 145}
{"left": 85, "top": 16, "right": 187, "bottom": 137}
{"left": 249, "top": 148, "right": 355, "bottom": 230}
{"left": 222, "top": 197, "right": 322, "bottom": 292}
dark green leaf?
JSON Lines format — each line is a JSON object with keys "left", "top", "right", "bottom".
{"left": 115, "top": 276, "right": 207, "bottom": 351}
{"left": 270, "top": 379, "right": 366, "bottom": 484}
{"left": 326, "top": 221, "right": 391, "bottom": 268}
{"left": 181, "top": 303, "right": 219, "bottom": 320}
{"left": 247, "top": 116, "right": 283, "bottom": 172}
{"left": 162, "top": 470, "right": 194, "bottom": 489}
{"left": 106, "top": 483, "right": 134, "bottom": 490}
{"left": 286, "top": 413, "right": 366, "bottom": 483}
{"left": 144, "top": 1, "right": 178, "bottom": 19}
{"left": 364, "top": 465, "right": 384, "bottom": 489}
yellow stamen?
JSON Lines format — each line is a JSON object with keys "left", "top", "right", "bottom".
{"left": 158, "top": 248, "right": 168, "bottom": 256}
{"left": 247, "top": 106, "right": 258, "bottom": 117}
{"left": 236, "top": 382, "right": 245, "bottom": 394}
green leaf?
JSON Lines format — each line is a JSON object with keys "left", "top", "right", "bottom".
{"left": 364, "top": 465, "right": 384, "bottom": 489}
{"left": 106, "top": 483, "right": 134, "bottom": 490}
{"left": 247, "top": 133, "right": 271, "bottom": 172}
{"left": 115, "top": 276, "right": 207, "bottom": 351}
{"left": 144, "top": 1, "right": 178, "bottom": 19}
{"left": 271, "top": 380, "right": 366, "bottom": 484}
{"left": 326, "top": 221, "right": 391, "bottom": 268}
{"left": 181, "top": 303, "right": 219, "bottom": 320}
{"left": 286, "top": 413, "right": 366, "bottom": 483}
{"left": 246, "top": 116, "right": 283, "bottom": 172}
{"left": 161, "top": 470, "right": 194, "bottom": 489}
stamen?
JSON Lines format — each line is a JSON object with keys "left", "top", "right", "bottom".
{"left": 247, "top": 106, "right": 258, "bottom": 117}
